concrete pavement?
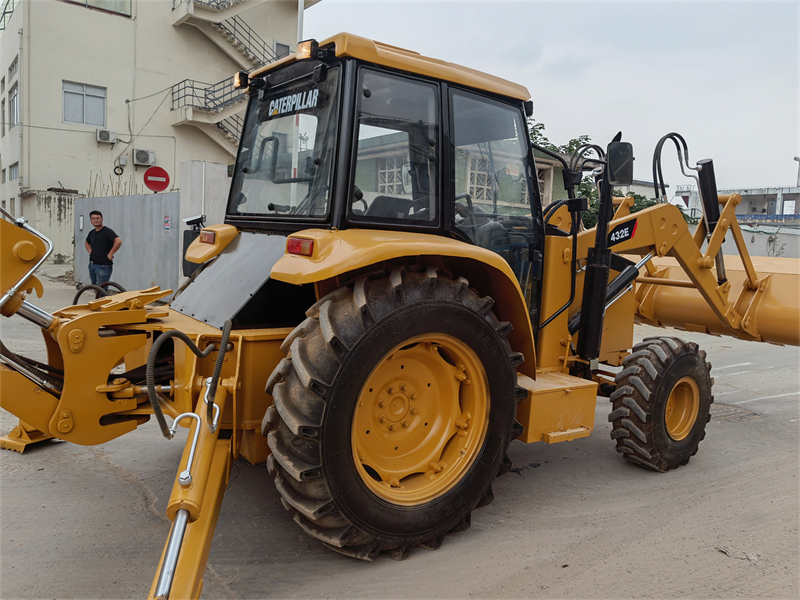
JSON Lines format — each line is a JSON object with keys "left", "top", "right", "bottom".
{"left": 1, "top": 268, "right": 798, "bottom": 599}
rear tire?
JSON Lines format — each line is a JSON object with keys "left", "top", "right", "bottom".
{"left": 263, "top": 266, "right": 523, "bottom": 559}
{"left": 609, "top": 336, "right": 713, "bottom": 472}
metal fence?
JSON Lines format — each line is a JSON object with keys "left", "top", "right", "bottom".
{"left": 738, "top": 214, "right": 800, "bottom": 223}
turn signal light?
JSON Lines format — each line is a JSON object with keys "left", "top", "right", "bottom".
{"left": 233, "top": 70, "right": 249, "bottom": 89}
{"left": 287, "top": 237, "right": 314, "bottom": 257}
{"left": 296, "top": 39, "right": 319, "bottom": 60}
{"left": 199, "top": 230, "right": 216, "bottom": 244}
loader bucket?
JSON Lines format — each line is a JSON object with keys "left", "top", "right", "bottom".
{"left": 637, "top": 255, "right": 800, "bottom": 346}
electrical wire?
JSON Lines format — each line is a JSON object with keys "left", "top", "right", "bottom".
{"left": 115, "top": 89, "right": 171, "bottom": 162}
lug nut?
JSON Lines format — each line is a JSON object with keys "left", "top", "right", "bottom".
{"left": 402, "top": 421, "right": 410, "bottom": 428}
{"left": 401, "top": 384, "right": 408, "bottom": 392}
{"left": 389, "top": 424, "right": 397, "bottom": 431}
{"left": 388, "top": 386, "right": 394, "bottom": 394}
{"left": 410, "top": 407, "right": 418, "bottom": 415}
{"left": 379, "top": 400, "right": 386, "bottom": 408}
{"left": 379, "top": 415, "right": 387, "bottom": 423}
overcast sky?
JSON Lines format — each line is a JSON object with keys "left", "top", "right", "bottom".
{"left": 304, "top": 1, "right": 799, "bottom": 197}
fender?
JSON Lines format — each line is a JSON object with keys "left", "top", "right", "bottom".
{"left": 270, "top": 229, "right": 537, "bottom": 377}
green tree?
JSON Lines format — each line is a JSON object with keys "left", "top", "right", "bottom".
{"left": 529, "top": 119, "right": 695, "bottom": 226}
{"left": 527, "top": 118, "right": 590, "bottom": 155}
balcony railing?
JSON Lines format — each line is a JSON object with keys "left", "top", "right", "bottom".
{"left": 172, "top": 76, "right": 244, "bottom": 112}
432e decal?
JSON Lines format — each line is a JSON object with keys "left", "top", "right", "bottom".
{"left": 608, "top": 219, "right": 637, "bottom": 246}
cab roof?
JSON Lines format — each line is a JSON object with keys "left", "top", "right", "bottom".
{"left": 249, "top": 32, "right": 531, "bottom": 102}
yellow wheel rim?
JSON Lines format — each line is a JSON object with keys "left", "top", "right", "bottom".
{"left": 664, "top": 376, "right": 700, "bottom": 441}
{"left": 351, "top": 334, "right": 490, "bottom": 506}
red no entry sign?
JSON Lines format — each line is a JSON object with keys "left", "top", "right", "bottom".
{"left": 144, "top": 166, "right": 170, "bottom": 192}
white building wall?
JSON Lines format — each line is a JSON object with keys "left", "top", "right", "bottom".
{"left": 0, "top": 0, "right": 302, "bottom": 259}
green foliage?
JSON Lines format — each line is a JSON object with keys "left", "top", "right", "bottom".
{"left": 528, "top": 119, "right": 697, "bottom": 227}
{"left": 527, "top": 118, "right": 590, "bottom": 156}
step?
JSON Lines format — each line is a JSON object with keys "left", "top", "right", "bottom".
{"left": 516, "top": 371, "right": 598, "bottom": 444}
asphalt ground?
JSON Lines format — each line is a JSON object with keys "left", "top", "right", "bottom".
{"left": 1, "top": 269, "right": 798, "bottom": 599}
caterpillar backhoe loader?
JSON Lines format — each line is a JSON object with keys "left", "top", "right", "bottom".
{"left": 1, "top": 33, "right": 798, "bottom": 599}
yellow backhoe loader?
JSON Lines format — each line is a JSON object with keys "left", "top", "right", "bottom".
{"left": 1, "top": 33, "right": 798, "bottom": 599}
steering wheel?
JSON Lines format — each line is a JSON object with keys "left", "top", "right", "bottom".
{"left": 352, "top": 185, "right": 368, "bottom": 214}
{"left": 455, "top": 193, "right": 478, "bottom": 242}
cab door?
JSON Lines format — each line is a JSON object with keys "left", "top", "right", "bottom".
{"left": 448, "top": 88, "right": 545, "bottom": 327}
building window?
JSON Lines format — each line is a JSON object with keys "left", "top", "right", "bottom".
{"left": 64, "top": 1, "right": 131, "bottom": 17}
{"left": 1, "top": 169, "right": 5, "bottom": 183}
{"left": 275, "top": 42, "right": 291, "bottom": 59}
{"left": 8, "top": 56, "right": 17, "bottom": 81}
{"left": 9, "top": 198, "right": 14, "bottom": 215}
{"left": 63, "top": 82, "right": 106, "bottom": 127}
{"left": 9, "top": 162, "right": 18, "bottom": 180}
{"left": 468, "top": 156, "right": 491, "bottom": 202}
{"left": 8, "top": 84, "right": 18, "bottom": 128}
{"left": 1, "top": 99, "right": 5, "bottom": 137}
{"left": 378, "top": 155, "right": 405, "bottom": 194}
{"left": 1, "top": 77, "right": 5, "bottom": 93}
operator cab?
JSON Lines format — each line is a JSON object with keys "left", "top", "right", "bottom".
{"left": 226, "top": 34, "right": 545, "bottom": 321}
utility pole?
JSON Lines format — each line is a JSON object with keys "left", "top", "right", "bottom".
{"left": 794, "top": 156, "right": 800, "bottom": 187}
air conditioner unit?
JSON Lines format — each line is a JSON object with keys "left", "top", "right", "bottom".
{"left": 133, "top": 149, "right": 156, "bottom": 166}
{"left": 96, "top": 128, "right": 117, "bottom": 144}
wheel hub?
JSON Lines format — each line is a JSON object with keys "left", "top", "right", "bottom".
{"left": 352, "top": 335, "right": 489, "bottom": 505}
{"left": 665, "top": 376, "right": 700, "bottom": 441}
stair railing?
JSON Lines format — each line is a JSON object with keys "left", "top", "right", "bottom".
{"left": 215, "top": 15, "right": 278, "bottom": 66}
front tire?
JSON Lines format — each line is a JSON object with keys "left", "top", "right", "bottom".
{"left": 264, "top": 266, "right": 523, "bottom": 559}
{"left": 609, "top": 336, "right": 713, "bottom": 472}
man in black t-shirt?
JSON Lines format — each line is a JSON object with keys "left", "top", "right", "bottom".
{"left": 84, "top": 210, "right": 122, "bottom": 286}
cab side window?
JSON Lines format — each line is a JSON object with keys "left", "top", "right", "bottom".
{"left": 450, "top": 89, "right": 537, "bottom": 288}
{"left": 350, "top": 69, "right": 439, "bottom": 224}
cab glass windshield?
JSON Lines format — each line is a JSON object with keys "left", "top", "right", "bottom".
{"left": 228, "top": 65, "right": 341, "bottom": 219}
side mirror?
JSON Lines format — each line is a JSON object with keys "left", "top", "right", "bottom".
{"left": 607, "top": 142, "right": 634, "bottom": 186}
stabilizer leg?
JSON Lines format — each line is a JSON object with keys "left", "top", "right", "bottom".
{"left": 0, "top": 420, "right": 54, "bottom": 453}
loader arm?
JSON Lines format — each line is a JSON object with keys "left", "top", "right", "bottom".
{"left": 595, "top": 194, "right": 798, "bottom": 346}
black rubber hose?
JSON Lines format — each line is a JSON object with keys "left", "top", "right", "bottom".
{"left": 543, "top": 199, "right": 568, "bottom": 224}
{"left": 146, "top": 330, "right": 218, "bottom": 439}
{"left": 652, "top": 132, "right": 690, "bottom": 201}
{"left": 205, "top": 320, "right": 232, "bottom": 429}
{"left": 99, "top": 281, "right": 127, "bottom": 293}
{"left": 73, "top": 284, "right": 109, "bottom": 305}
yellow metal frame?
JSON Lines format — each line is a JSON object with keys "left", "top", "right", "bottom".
{"left": 184, "top": 224, "right": 239, "bottom": 265}
{"left": 249, "top": 32, "right": 530, "bottom": 102}
{"left": 272, "top": 228, "right": 538, "bottom": 378}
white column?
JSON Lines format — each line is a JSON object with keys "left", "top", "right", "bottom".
{"left": 297, "top": 0, "right": 304, "bottom": 45}
{"left": 776, "top": 189, "right": 784, "bottom": 215}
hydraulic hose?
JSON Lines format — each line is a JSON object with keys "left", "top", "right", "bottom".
{"left": 543, "top": 199, "right": 568, "bottom": 224}
{"left": 206, "top": 320, "right": 232, "bottom": 431}
{"left": 146, "top": 328, "right": 226, "bottom": 439}
{"left": 73, "top": 285, "right": 109, "bottom": 305}
{"left": 73, "top": 282, "right": 127, "bottom": 305}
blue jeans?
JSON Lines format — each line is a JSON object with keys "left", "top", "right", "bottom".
{"left": 89, "top": 264, "right": 113, "bottom": 286}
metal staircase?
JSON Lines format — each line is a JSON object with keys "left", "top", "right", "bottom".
{"left": 212, "top": 15, "right": 279, "bottom": 67}
{"left": 0, "top": 0, "right": 17, "bottom": 32}
{"left": 170, "top": 0, "right": 278, "bottom": 153}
